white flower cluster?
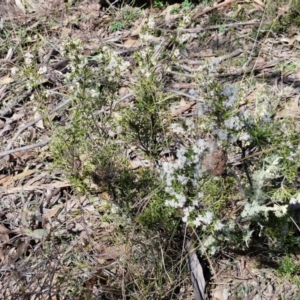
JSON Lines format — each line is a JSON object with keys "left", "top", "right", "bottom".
{"left": 178, "top": 33, "right": 196, "bottom": 44}
{"left": 194, "top": 211, "right": 214, "bottom": 227}
{"left": 172, "top": 48, "right": 181, "bottom": 59}
{"left": 224, "top": 116, "right": 243, "bottom": 130}
{"left": 242, "top": 200, "right": 288, "bottom": 218}
{"left": 134, "top": 46, "right": 165, "bottom": 81}
{"left": 170, "top": 123, "right": 185, "bottom": 135}
{"left": 38, "top": 65, "right": 47, "bottom": 75}
{"left": 196, "top": 71, "right": 255, "bottom": 146}
{"left": 147, "top": 17, "right": 155, "bottom": 29}
{"left": 161, "top": 141, "right": 224, "bottom": 231}
{"left": 140, "top": 32, "right": 154, "bottom": 43}
{"left": 178, "top": 14, "right": 191, "bottom": 28}
{"left": 11, "top": 66, "right": 19, "bottom": 76}
{"left": 93, "top": 47, "right": 130, "bottom": 82}
{"left": 290, "top": 194, "right": 300, "bottom": 205}
{"left": 87, "top": 88, "right": 100, "bottom": 98}
{"left": 222, "top": 84, "right": 238, "bottom": 108}
{"left": 24, "top": 52, "right": 34, "bottom": 66}
{"left": 59, "top": 38, "right": 84, "bottom": 59}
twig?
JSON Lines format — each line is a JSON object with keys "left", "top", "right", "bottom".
{"left": 171, "top": 83, "right": 198, "bottom": 89}
{"left": 170, "top": 20, "right": 268, "bottom": 33}
{"left": 5, "top": 98, "right": 71, "bottom": 151}
{"left": 192, "top": 0, "right": 237, "bottom": 19}
{"left": 0, "top": 139, "right": 50, "bottom": 159}
{"left": 0, "top": 85, "right": 8, "bottom": 101}
{"left": 5, "top": 117, "right": 44, "bottom": 151}
{"left": 0, "top": 89, "right": 33, "bottom": 117}
{"left": 217, "top": 57, "right": 286, "bottom": 77}
{"left": 164, "top": 89, "right": 200, "bottom": 101}
{"left": 169, "top": 71, "right": 196, "bottom": 78}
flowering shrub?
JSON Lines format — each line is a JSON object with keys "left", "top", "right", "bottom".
{"left": 49, "top": 18, "right": 300, "bottom": 257}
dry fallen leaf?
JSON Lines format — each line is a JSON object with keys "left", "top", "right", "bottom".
{"left": 100, "top": 245, "right": 125, "bottom": 260}
{"left": 0, "top": 181, "right": 72, "bottom": 194}
{"left": 212, "top": 287, "right": 230, "bottom": 300}
{"left": 279, "top": 35, "right": 300, "bottom": 46}
{"left": 11, "top": 113, "right": 25, "bottom": 122}
{"left": 42, "top": 205, "right": 64, "bottom": 220}
{"left": 0, "top": 76, "right": 14, "bottom": 85}
{"left": 131, "top": 18, "right": 146, "bottom": 36}
{"left": 0, "top": 223, "right": 9, "bottom": 243}
{"left": 2, "top": 169, "right": 36, "bottom": 188}
{"left": 34, "top": 111, "right": 44, "bottom": 129}
{"left": 253, "top": 0, "right": 264, "bottom": 8}
{"left": 129, "top": 159, "right": 151, "bottom": 169}
{"left": 275, "top": 96, "right": 299, "bottom": 119}
{"left": 161, "top": 4, "right": 181, "bottom": 24}
{"left": 123, "top": 38, "right": 143, "bottom": 48}
{"left": 15, "top": 0, "right": 26, "bottom": 14}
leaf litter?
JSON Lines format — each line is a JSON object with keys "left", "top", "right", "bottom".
{"left": 0, "top": 0, "right": 300, "bottom": 299}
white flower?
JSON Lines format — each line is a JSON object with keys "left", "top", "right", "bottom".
{"left": 243, "top": 230, "right": 254, "bottom": 247}
{"left": 274, "top": 204, "right": 288, "bottom": 217}
{"left": 140, "top": 32, "right": 153, "bottom": 42}
{"left": 147, "top": 17, "right": 155, "bottom": 29}
{"left": 222, "top": 84, "right": 238, "bottom": 108}
{"left": 24, "top": 52, "right": 34, "bottom": 65}
{"left": 162, "top": 161, "right": 175, "bottom": 177}
{"left": 192, "top": 139, "right": 206, "bottom": 156}
{"left": 175, "top": 193, "right": 186, "bottom": 207}
{"left": 182, "top": 206, "right": 194, "bottom": 223}
{"left": 182, "top": 215, "right": 188, "bottom": 222}
{"left": 193, "top": 217, "right": 201, "bottom": 227}
{"left": 191, "top": 179, "right": 199, "bottom": 187}
{"left": 194, "top": 211, "right": 214, "bottom": 227}
{"left": 178, "top": 33, "right": 191, "bottom": 44}
{"left": 11, "top": 67, "right": 19, "bottom": 76}
{"left": 108, "top": 56, "right": 119, "bottom": 69}
{"left": 165, "top": 175, "right": 173, "bottom": 186}
{"left": 214, "top": 220, "right": 224, "bottom": 231}
{"left": 170, "top": 123, "right": 185, "bottom": 135}
{"left": 238, "top": 132, "right": 251, "bottom": 141}
{"left": 216, "top": 129, "right": 228, "bottom": 141}
{"left": 38, "top": 66, "right": 47, "bottom": 75}
{"left": 173, "top": 49, "right": 180, "bottom": 58}
{"left": 198, "top": 192, "right": 204, "bottom": 199}
{"left": 173, "top": 156, "right": 186, "bottom": 170}
{"left": 144, "top": 71, "right": 151, "bottom": 78}
{"left": 224, "top": 116, "right": 243, "bottom": 130}
{"left": 182, "top": 15, "right": 191, "bottom": 24}
{"left": 165, "top": 199, "right": 177, "bottom": 207}
{"left": 165, "top": 186, "right": 175, "bottom": 195}
{"left": 177, "top": 146, "right": 187, "bottom": 159}
{"left": 203, "top": 235, "right": 215, "bottom": 248}
{"left": 140, "top": 50, "right": 147, "bottom": 58}
{"left": 177, "top": 175, "right": 188, "bottom": 185}
{"left": 192, "top": 199, "right": 199, "bottom": 207}
{"left": 203, "top": 211, "right": 214, "bottom": 224}
{"left": 44, "top": 90, "right": 51, "bottom": 98}
{"left": 290, "top": 194, "right": 300, "bottom": 204}
{"left": 183, "top": 206, "right": 194, "bottom": 218}
{"left": 88, "top": 89, "right": 99, "bottom": 98}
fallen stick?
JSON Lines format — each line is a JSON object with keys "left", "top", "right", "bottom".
{"left": 0, "top": 139, "right": 50, "bottom": 159}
